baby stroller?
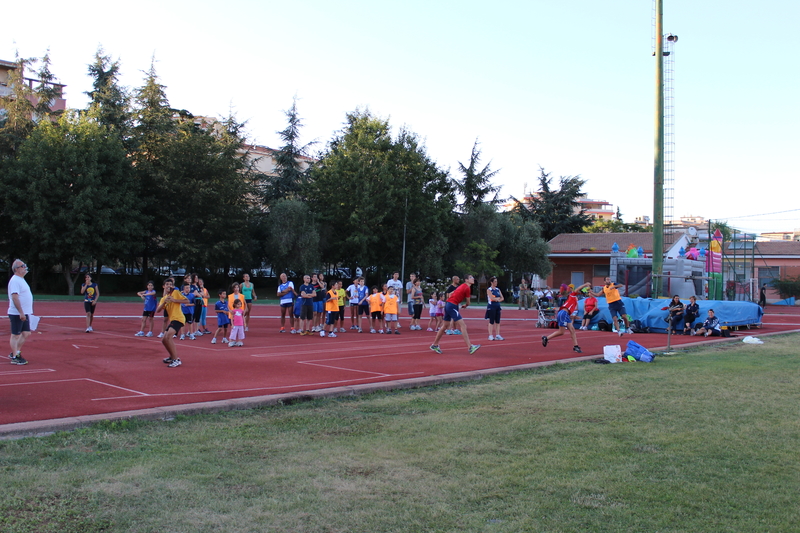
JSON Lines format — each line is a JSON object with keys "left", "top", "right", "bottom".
{"left": 536, "top": 299, "right": 558, "bottom": 329}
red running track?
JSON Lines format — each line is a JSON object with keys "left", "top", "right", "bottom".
{"left": 2, "top": 302, "right": 798, "bottom": 428}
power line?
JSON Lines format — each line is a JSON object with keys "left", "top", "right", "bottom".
{"left": 717, "top": 208, "right": 800, "bottom": 220}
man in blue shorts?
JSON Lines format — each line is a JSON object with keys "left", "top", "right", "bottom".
{"left": 8, "top": 260, "right": 33, "bottom": 365}
{"left": 429, "top": 275, "right": 480, "bottom": 354}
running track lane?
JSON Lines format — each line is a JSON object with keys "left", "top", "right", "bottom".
{"left": 1, "top": 302, "right": 797, "bottom": 428}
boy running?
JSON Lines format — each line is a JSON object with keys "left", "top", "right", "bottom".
{"left": 542, "top": 282, "right": 591, "bottom": 353}
{"left": 430, "top": 275, "right": 480, "bottom": 354}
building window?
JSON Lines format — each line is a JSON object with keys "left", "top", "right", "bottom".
{"left": 593, "top": 265, "right": 610, "bottom": 278}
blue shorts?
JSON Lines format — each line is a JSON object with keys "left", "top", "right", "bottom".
{"left": 313, "top": 301, "right": 324, "bottom": 313}
{"left": 8, "top": 314, "right": 31, "bottom": 335}
{"left": 443, "top": 302, "right": 463, "bottom": 323}
{"left": 608, "top": 300, "right": 627, "bottom": 318}
{"left": 558, "top": 309, "right": 577, "bottom": 328}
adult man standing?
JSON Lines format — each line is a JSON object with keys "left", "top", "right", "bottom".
{"left": 8, "top": 260, "right": 33, "bottom": 365}
{"left": 429, "top": 274, "right": 480, "bottom": 354}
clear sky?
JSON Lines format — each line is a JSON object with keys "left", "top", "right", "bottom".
{"left": 4, "top": 0, "right": 798, "bottom": 235}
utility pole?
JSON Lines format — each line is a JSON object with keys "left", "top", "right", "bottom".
{"left": 652, "top": 0, "right": 665, "bottom": 298}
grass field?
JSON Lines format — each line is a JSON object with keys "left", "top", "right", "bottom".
{"left": 1, "top": 333, "right": 798, "bottom": 532}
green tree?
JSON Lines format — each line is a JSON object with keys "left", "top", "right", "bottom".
{"left": 0, "top": 53, "right": 62, "bottom": 159}
{"left": 455, "top": 139, "right": 502, "bottom": 213}
{"left": 86, "top": 48, "right": 132, "bottom": 147}
{"left": 307, "top": 110, "right": 456, "bottom": 278}
{"left": 129, "top": 61, "right": 178, "bottom": 274}
{"left": 262, "top": 97, "right": 314, "bottom": 203}
{"left": 498, "top": 211, "right": 552, "bottom": 280}
{"left": 585, "top": 219, "right": 650, "bottom": 233}
{"left": 153, "top": 118, "right": 256, "bottom": 272}
{"left": 264, "top": 199, "right": 321, "bottom": 276}
{"left": 512, "top": 167, "right": 592, "bottom": 241}
{"left": 3, "top": 111, "right": 140, "bottom": 294}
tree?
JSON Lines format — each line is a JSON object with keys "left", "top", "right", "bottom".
{"left": 0, "top": 53, "right": 61, "bottom": 159}
{"left": 455, "top": 139, "right": 502, "bottom": 213}
{"left": 264, "top": 199, "right": 321, "bottom": 276}
{"left": 307, "top": 110, "right": 456, "bottom": 278}
{"left": 512, "top": 167, "right": 592, "bottom": 241}
{"left": 152, "top": 118, "right": 256, "bottom": 271}
{"left": 585, "top": 219, "right": 650, "bottom": 233}
{"left": 498, "top": 211, "right": 552, "bottom": 280}
{"left": 86, "top": 48, "right": 132, "bottom": 147}
{"left": 261, "top": 97, "right": 314, "bottom": 203}
{"left": 3, "top": 111, "right": 141, "bottom": 294}
{"left": 129, "top": 61, "right": 179, "bottom": 274}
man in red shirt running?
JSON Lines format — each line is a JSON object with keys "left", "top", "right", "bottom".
{"left": 430, "top": 275, "right": 480, "bottom": 354}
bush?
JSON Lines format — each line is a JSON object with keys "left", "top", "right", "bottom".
{"left": 771, "top": 276, "right": 800, "bottom": 299}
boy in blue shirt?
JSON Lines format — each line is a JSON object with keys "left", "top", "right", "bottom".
{"left": 211, "top": 289, "right": 231, "bottom": 344}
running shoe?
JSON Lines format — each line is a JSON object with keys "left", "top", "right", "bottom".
{"left": 328, "top": 333, "right": 337, "bottom": 338}
{"left": 627, "top": 328, "right": 634, "bottom": 334}
{"left": 427, "top": 328, "right": 434, "bottom": 332}
{"left": 394, "top": 330, "right": 400, "bottom": 335}
{"left": 280, "top": 328, "right": 286, "bottom": 333}
{"left": 157, "top": 332, "right": 164, "bottom": 338}
{"left": 86, "top": 327, "right": 93, "bottom": 333}
{"left": 454, "top": 329, "right": 462, "bottom": 335}
{"left": 495, "top": 335, "right": 504, "bottom": 341}
{"left": 290, "top": 329, "right": 296, "bottom": 334}
{"left": 163, "top": 357, "right": 174, "bottom": 364}
{"left": 573, "top": 346, "right": 582, "bottom": 353}
{"left": 357, "top": 327, "right": 363, "bottom": 333}
{"left": 320, "top": 330, "right": 325, "bottom": 337}
{"left": 229, "top": 341, "right": 237, "bottom": 347}
{"left": 445, "top": 329, "right": 453, "bottom": 335}
{"left": 168, "top": 358, "right": 182, "bottom": 368}
{"left": 542, "top": 336, "right": 548, "bottom": 347}
{"left": 222, "top": 337, "right": 229, "bottom": 343}
{"left": 146, "top": 332, "right": 153, "bottom": 337}
{"left": 180, "top": 334, "right": 185, "bottom": 341}
{"left": 340, "top": 328, "right": 346, "bottom": 333}
{"left": 488, "top": 335, "right": 494, "bottom": 341}
{"left": 135, "top": 331, "right": 145, "bottom": 337}
{"left": 10, "top": 354, "right": 27, "bottom": 365}
{"left": 189, "top": 334, "right": 196, "bottom": 340}
{"left": 203, "top": 329, "right": 212, "bottom": 334}
{"left": 618, "top": 328, "right": 624, "bottom": 337}
{"left": 468, "top": 344, "right": 481, "bottom": 354}
{"left": 429, "top": 345, "right": 442, "bottom": 354}
{"left": 211, "top": 338, "right": 217, "bottom": 344}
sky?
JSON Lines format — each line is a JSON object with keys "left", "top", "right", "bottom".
{"left": 4, "top": 0, "right": 799, "bottom": 235}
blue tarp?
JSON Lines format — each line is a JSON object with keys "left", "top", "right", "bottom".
{"left": 773, "top": 297, "right": 796, "bottom": 306}
{"left": 575, "top": 298, "right": 763, "bottom": 332}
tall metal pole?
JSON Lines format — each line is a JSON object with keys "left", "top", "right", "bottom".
{"left": 652, "top": 0, "right": 665, "bottom": 298}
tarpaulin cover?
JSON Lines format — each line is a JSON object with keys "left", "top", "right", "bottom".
{"left": 576, "top": 298, "right": 763, "bottom": 332}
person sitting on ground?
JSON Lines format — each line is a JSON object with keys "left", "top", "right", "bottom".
{"left": 694, "top": 309, "right": 722, "bottom": 337}
{"left": 667, "top": 295, "right": 685, "bottom": 335}
{"left": 683, "top": 296, "right": 699, "bottom": 334}
{"left": 579, "top": 288, "right": 599, "bottom": 330}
